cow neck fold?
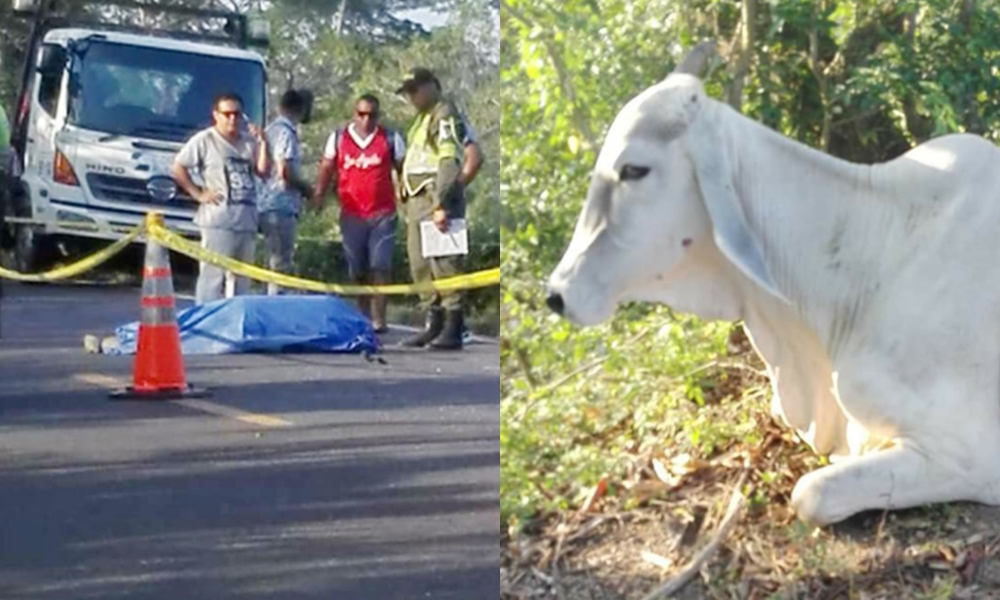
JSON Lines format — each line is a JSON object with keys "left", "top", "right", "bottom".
{"left": 714, "top": 101, "right": 890, "bottom": 362}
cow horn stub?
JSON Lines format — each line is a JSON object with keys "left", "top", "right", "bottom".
{"left": 673, "top": 40, "right": 718, "bottom": 77}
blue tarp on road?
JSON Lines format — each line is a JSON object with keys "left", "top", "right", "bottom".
{"left": 112, "top": 295, "right": 379, "bottom": 355}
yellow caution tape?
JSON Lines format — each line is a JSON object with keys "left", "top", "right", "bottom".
{"left": 0, "top": 213, "right": 499, "bottom": 294}
{"left": 145, "top": 214, "right": 499, "bottom": 296}
{"left": 0, "top": 225, "right": 145, "bottom": 282}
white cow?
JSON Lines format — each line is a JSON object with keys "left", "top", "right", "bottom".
{"left": 546, "top": 44, "right": 1000, "bottom": 526}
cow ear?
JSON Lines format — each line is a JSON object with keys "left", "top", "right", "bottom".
{"left": 687, "top": 116, "right": 788, "bottom": 303}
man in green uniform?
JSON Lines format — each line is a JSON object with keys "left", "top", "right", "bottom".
{"left": 397, "top": 68, "right": 469, "bottom": 351}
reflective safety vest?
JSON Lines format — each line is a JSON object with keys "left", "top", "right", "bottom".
{"left": 402, "top": 101, "right": 463, "bottom": 197}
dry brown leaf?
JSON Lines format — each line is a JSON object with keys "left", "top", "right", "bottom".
{"left": 576, "top": 478, "right": 609, "bottom": 518}
{"left": 959, "top": 548, "right": 988, "bottom": 584}
{"left": 710, "top": 448, "right": 748, "bottom": 469}
{"left": 626, "top": 480, "right": 675, "bottom": 503}
{"left": 670, "top": 453, "right": 709, "bottom": 475}
{"left": 652, "top": 459, "right": 682, "bottom": 487}
{"left": 927, "top": 560, "right": 952, "bottom": 571}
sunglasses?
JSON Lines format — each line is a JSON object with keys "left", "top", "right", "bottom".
{"left": 356, "top": 110, "right": 377, "bottom": 118}
{"left": 216, "top": 110, "right": 241, "bottom": 118}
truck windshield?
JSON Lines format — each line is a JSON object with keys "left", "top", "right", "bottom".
{"left": 68, "top": 40, "right": 265, "bottom": 143}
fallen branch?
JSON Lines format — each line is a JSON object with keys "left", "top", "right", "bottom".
{"left": 681, "top": 360, "right": 767, "bottom": 380}
{"left": 536, "top": 328, "right": 652, "bottom": 395}
{"left": 642, "top": 550, "right": 675, "bottom": 570}
{"left": 564, "top": 514, "right": 614, "bottom": 544}
{"left": 516, "top": 346, "right": 540, "bottom": 388}
{"left": 537, "top": 353, "right": 611, "bottom": 394}
{"left": 638, "top": 470, "right": 750, "bottom": 600}
{"left": 514, "top": 328, "right": 652, "bottom": 421}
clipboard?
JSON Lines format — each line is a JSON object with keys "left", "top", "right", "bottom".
{"left": 420, "top": 218, "right": 469, "bottom": 258}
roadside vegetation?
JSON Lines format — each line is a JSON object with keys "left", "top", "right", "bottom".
{"left": 501, "top": 1, "right": 1000, "bottom": 597}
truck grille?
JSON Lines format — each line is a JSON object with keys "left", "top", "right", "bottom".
{"left": 86, "top": 174, "right": 197, "bottom": 209}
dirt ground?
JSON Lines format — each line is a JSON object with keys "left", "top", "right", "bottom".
{"left": 503, "top": 330, "right": 1000, "bottom": 600}
{"left": 503, "top": 436, "right": 1000, "bottom": 600}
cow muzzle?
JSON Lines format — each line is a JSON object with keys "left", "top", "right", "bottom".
{"left": 545, "top": 274, "right": 615, "bottom": 326}
{"left": 545, "top": 292, "right": 565, "bottom": 315}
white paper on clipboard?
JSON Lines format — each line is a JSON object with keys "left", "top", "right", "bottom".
{"left": 420, "top": 218, "right": 469, "bottom": 258}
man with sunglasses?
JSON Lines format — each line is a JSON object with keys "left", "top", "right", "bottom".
{"left": 396, "top": 68, "right": 470, "bottom": 351}
{"left": 313, "top": 94, "right": 405, "bottom": 333}
{"left": 172, "top": 93, "right": 270, "bottom": 305}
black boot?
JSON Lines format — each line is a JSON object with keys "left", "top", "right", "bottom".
{"left": 430, "top": 310, "right": 464, "bottom": 351}
{"left": 401, "top": 308, "right": 445, "bottom": 348}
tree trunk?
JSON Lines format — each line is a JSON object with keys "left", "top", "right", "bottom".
{"left": 809, "top": 25, "right": 832, "bottom": 151}
{"left": 960, "top": 0, "right": 978, "bottom": 24}
{"left": 899, "top": 8, "right": 933, "bottom": 143}
{"left": 725, "top": 0, "right": 755, "bottom": 112}
{"left": 333, "top": 0, "right": 349, "bottom": 35}
{"left": 958, "top": 0, "right": 985, "bottom": 133}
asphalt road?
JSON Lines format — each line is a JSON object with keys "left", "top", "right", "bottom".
{"left": 0, "top": 282, "right": 500, "bottom": 600}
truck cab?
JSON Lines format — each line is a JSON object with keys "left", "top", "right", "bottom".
{"left": 7, "top": 0, "right": 269, "bottom": 272}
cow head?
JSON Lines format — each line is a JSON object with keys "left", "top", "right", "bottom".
{"left": 546, "top": 42, "right": 783, "bottom": 326}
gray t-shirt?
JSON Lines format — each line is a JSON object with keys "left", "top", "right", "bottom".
{"left": 174, "top": 128, "right": 259, "bottom": 232}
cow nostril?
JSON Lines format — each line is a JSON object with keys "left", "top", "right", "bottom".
{"left": 546, "top": 292, "right": 565, "bottom": 315}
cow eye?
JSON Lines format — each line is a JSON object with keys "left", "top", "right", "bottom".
{"left": 619, "top": 164, "right": 650, "bottom": 181}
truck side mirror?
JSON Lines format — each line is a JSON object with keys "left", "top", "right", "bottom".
{"left": 36, "top": 45, "right": 67, "bottom": 77}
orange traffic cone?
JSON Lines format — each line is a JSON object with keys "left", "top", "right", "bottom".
{"left": 111, "top": 220, "right": 207, "bottom": 400}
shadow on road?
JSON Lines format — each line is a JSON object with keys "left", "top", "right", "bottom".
{"left": 0, "top": 434, "right": 498, "bottom": 599}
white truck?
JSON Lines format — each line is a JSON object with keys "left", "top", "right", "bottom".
{"left": 6, "top": 0, "right": 271, "bottom": 272}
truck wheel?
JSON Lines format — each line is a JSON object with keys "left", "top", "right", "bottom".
{"left": 13, "top": 225, "right": 54, "bottom": 275}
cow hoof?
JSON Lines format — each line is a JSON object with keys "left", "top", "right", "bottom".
{"left": 791, "top": 471, "right": 838, "bottom": 527}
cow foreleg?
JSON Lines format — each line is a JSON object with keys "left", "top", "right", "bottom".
{"left": 790, "top": 444, "right": 987, "bottom": 526}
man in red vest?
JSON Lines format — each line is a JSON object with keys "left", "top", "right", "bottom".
{"left": 313, "top": 94, "right": 405, "bottom": 333}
